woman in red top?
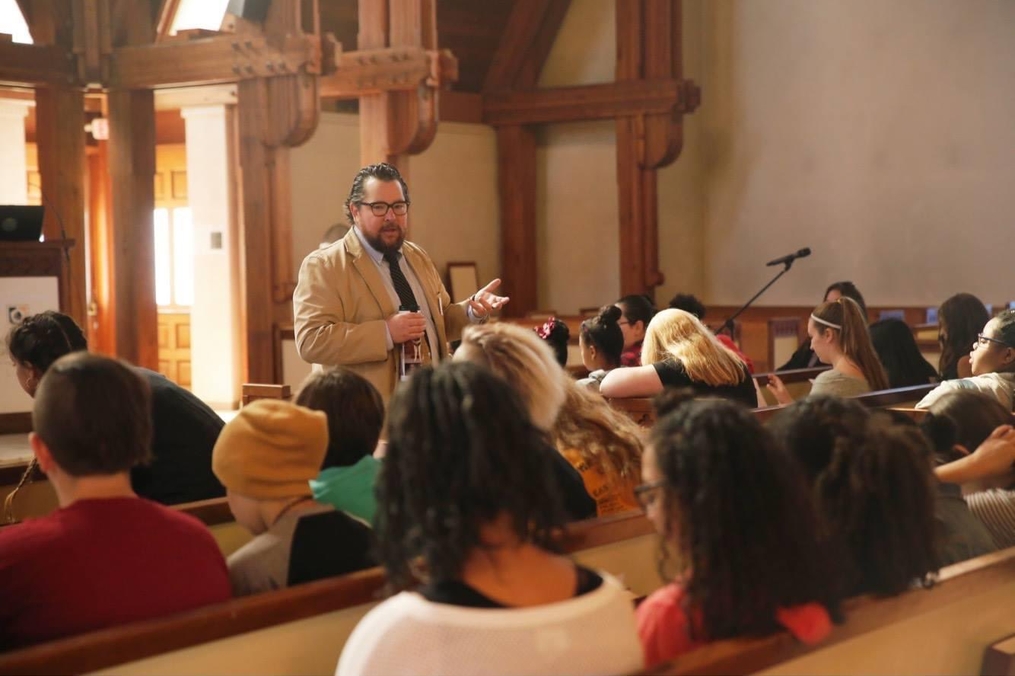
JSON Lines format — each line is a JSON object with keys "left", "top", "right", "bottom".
{"left": 635, "top": 394, "right": 840, "bottom": 667}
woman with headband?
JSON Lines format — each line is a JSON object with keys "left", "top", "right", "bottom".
{"left": 767, "top": 298, "right": 889, "bottom": 405}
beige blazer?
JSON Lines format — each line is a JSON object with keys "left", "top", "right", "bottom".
{"left": 292, "top": 229, "right": 471, "bottom": 406}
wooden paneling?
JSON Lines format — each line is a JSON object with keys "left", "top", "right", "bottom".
{"left": 157, "top": 312, "right": 191, "bottom": 388}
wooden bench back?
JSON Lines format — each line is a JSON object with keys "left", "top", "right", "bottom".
{"left": 651, "top": 546, "right": 1015, "bottom": 675}
{"left": 241, "top": 383, "right": 292, "bottom": 406}
{"left": 0, "top": 512, "right": 659, "bottom": 676}
{"left": 608, "top": 375, "right": 928, "bottom": 428}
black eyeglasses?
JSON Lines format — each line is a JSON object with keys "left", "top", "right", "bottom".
{"left": 633, "top": 479, "right": 665, "bottom": 510}
{"left": 975, "top": 333, "right": 1011, "bottom": 349}
{"left": 358, "top": 201, "right": 410, "bottom": 217}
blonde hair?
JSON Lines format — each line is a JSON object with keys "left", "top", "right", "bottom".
{"left": 553, "top": 381, "right": 643, "bottom": 488}
{"left": 811, "top": 298, "right": 890, "bottom": 391}
{"left": 641, "top": 309, "right": 747, "bottom": 386}
{"left": 457, "top": 323, "right": 567, "bottom": 431}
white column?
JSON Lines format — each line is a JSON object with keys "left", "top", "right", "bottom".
{"left": 0, "top": 99, "right": 32, "bottom": 204}
{"left": 181, "top": 105, "right": 242, "bottom": 408}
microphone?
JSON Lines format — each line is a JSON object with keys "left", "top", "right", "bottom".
{"left": 766, "top": 247, "right": 811, "bottom": 267}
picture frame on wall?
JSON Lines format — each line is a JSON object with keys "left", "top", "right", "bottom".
{"left": 447, "top": 262, "right": 479, "bottom": 302}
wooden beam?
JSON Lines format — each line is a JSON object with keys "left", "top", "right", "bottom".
{"left": 34, "top": 86, "right": 88, "bottom": 328}
{"left": 86, "top": 141, "right": 115, "bottom": 355}
{"left": 106, "top": 88, "right": 158, "bottom": 369}
{"left": 0, "top": 42, "right": 76, "bottom": 86}
{"left": 483, "top": 0, "right": 555, "bottom": 91}
{"left": 497, "top": 126, "right": 538, "bottom": 317}
{"left": 318, "top": 47, "right": 457, "bottom": 99}
{"left": 236, "top": 79, "right": 281, "bottom": 384}
{"left": 108, "top": 34, "right": 321, "bottom": 88}
{"left": 514, "top": 0, "right": 571, "bottom": 90}
{"left": 483, "top": 79, "right": 682, "bottom": 126}
{"left": 154, "top": 0, "right": 182, "bottom": 41}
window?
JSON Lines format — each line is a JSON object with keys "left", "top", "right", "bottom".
{"left": 170, "top": 0, "right": 230, "bottom": 35}
{"left": 0, "top": 0, "right": 32, "bottom": 44}
{"left": 154, "top": 207, "right": 194, "bottom": 307}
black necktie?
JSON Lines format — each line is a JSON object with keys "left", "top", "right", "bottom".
{"left": 383, "top": 250, "right": 419, "bottom": 312}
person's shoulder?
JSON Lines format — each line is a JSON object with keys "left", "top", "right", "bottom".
{"left": 0, "top": 511, "right": 65, "bottom": 556}
{"left": 336, "top": 593, "right": 424, "bottom": 675}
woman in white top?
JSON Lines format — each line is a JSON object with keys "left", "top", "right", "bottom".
{"left": 767, "top": 297, "right": 889, "bottom": 404}
{"left": 917, "top": 310, "right": 1015, "bottom": 412}
{"left": 336, "top": 362, "right": 642, "bottom": 676}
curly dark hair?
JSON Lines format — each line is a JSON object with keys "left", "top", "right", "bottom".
{"left": 869, "top": 318, "right": 938, "bottom": 388}
{"left": 667, "top": 293, "right": 707, "bottom": 320}
{"left": 343, "top": 162, "right": 410, "bottom": 226}
{"left": 578, "top": 305, "right": 624, "bottom": 368}
{"left": 377, "top": 362, "right": 568, "bottom": 590}
{"left": 6, "top": 310, "right": 88, "bottom": 373}
{"left": 769, "top": 396, "right": 939, "bottom": 597}
{"left": 938, "top": 293, "right": 989, "bottom": 380}
{"left": 295, "top": 368, "right": 385, "bottom": 468}
{"left": 650, "top": 398, "right": 841, "bottom": 641}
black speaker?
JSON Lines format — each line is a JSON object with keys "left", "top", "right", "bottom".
{"left": 226, "top": 0, "right": 271, "bottom": 23}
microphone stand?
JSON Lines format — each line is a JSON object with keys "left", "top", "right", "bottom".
{"left": 717, "top": 259, "right": 798, "bottom": 337}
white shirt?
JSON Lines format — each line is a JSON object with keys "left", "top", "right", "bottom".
{"left": 335, "top": 571, "right": 642, "bottom": 676}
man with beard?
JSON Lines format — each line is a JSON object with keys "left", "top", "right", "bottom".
{"left": 293, "top": 163, "right": 508, "bottom": 406}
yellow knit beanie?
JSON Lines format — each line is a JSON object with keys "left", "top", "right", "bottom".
{"left": 212, "top": 400, "right": 328, "bottom": 499}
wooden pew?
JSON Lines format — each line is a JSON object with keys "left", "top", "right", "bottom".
{"left": 241, "top": 383, "right": 292, "bottom": 406}
{"left": 752, "top": 383, "right": 937, "bottom": 424}
{"left": 609, "top": 381, "right": 936, "bottom": 428}
{"left": 650, "top": 546, "right": 1015, "bottom": 675}
{"left": 0, "top": 512, "right": 660, "bottom": 676}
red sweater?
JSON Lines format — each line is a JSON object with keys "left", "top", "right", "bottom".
{"left": 0, "top": 497, "right": 231, "bottom": 651}
{"left": 636, "top": 583, "right": 831, "bottom": 668}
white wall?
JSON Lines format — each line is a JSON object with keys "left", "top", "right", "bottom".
{"left": 289, "top": 113, "right": 501, "bottom": 299}
{"left": 0, "top": 277, "right": 58, "bottom": 414}
{"left": 700, "top": 0, "right": 1015, "bottom": 306}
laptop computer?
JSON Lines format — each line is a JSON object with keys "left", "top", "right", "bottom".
{"left": 0, "top": 206, "right": 44, "bottom": 242}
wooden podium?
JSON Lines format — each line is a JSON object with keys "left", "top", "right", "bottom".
{"left": 0, "top": 240, "right": 76, "bottom": 317}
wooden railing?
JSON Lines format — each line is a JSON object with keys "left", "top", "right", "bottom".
{"left": 0, "top": 511, "right": 657, "bottom": 675}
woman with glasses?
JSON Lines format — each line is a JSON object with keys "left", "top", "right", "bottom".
{"left": 336, "top": 362, "right": 643, "bottom": 676}
{"left": 917, "top": 310, "right": 1015, "bottom": 411}
{"left": 937, "top": 293, "right": 991, "bottom": 380}
{"left": 635, "top": 394, "right": 838, "bottom": 667}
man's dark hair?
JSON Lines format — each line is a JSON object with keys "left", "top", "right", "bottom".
{"left": 378, "top": 362, "right": 567, "bottom": 591}
{"left": 295, "top": 368, "right": 385, "bottom": 468}
{"left": 616, "top": 294, "right": 656, "bottom": 328}
{"left": 769, "top": 396, "right": 938, "bottom": 597}
{"left": 650, "top": 397, "right": 842, "bottom": 641}
{"left": 824, "top": 281, "right": 867, "bottom": 320}
{"left": 33, "top": 352, "right": 153, "bottom": 476}
{"left": 343, "top": 163, "right": 411, "bottom": 226}
{"left": 6, "top": 310, "right": 88, "bottom": 373}
{"left": 667, "top": 293, "right": 708, "bottom": 320}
